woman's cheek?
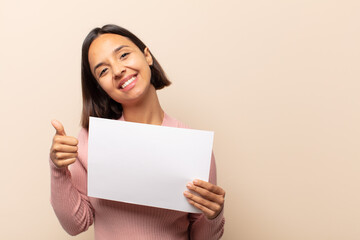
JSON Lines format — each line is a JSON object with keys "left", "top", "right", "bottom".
{"left": 100, "top": 77, "right": 114, "bottom": 92}
{"left": 125, "top": 57, "right": 137, "bottom": 68}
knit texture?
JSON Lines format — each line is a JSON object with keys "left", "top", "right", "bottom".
{"left": 50, "top": 113, "right": 225, "bottom": 239}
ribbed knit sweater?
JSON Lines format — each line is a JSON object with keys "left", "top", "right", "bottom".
{"left": 50, "top": 113, "right": 225, "bottom": 239}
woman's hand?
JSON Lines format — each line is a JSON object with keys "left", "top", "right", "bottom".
{"left": 50, "top": 120, "right": 78, "bottom": 168}
{"left": 183, "top": 179, "right": 225, "bottom": 219}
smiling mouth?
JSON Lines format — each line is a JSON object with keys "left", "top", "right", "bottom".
{"left": 120, "top": 75, "right": 137, "bottom": 89}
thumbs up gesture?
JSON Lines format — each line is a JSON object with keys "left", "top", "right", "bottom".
{"left": 50, "top": 120, "right": 79, "bottom": 168}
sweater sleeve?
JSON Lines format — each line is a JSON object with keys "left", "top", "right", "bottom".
{"left": 188, "top": 152, "right": 225, "bottom": 239}
{"left": 50, "top": 128, "right": 94, "bottom": 236}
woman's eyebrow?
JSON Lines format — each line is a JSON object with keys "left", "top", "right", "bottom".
{"left": 113, "top": 45, "right": 129, "bottom": 53}
{"left": 93, "top": 45, "right": 130, "bottom": 73}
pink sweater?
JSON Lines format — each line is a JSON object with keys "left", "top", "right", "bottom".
{"left": 50, "top": 113, "right": 225, "bottom": 239}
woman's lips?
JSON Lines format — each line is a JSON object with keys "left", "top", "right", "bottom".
{"left": 119, "top": 75, "right": 137, "bottom": 91}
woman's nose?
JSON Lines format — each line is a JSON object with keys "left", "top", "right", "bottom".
{"left": 113, "top": 63, "right": 125, "bottom": 78}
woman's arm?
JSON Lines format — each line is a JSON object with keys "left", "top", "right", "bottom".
{"left": 50, "top": 126, "right": 94, "bottom": 236}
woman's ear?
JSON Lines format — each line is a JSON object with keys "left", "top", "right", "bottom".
{"left": 144, "top": 47, "right": 153, "bottom": 66}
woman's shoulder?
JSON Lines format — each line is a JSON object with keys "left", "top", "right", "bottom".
{"left": 74, "top": 127, "right": 89, "bottom": 169}
{"left": 78, "top": 127, "right": 89, "bottom": 141}
{"left": 163, "top": 112, "right": 191, "bottom": 129}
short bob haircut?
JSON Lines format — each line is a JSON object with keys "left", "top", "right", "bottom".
{"left": 80, "top": 24, "right": 171, "bottom": 130}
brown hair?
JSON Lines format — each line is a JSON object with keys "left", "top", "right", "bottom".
{"left": 80, "top": 24, "right": 171, "bottom": 130}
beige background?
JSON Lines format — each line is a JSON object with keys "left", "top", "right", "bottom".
{"left": 1, "top": 0, "right": 359, "bottom": 239}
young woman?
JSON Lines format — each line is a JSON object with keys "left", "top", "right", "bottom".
{"left": 49, "top": 24, "right": 225, "bottom": 239}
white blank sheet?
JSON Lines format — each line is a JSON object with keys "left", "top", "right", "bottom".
{"left": 87, "top": 117, "right": 214, "bottom": 213}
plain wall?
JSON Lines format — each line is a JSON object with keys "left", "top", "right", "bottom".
{"left": 1, "top": 0, "right": 359, "bottom": 239}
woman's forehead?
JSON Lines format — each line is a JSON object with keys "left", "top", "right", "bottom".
{"left": 89, "top": 33, "right": 135, "bottom": 53}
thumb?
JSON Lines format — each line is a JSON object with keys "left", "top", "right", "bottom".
{"left": 51, "top": 119, "right": 66, "bottom": 136}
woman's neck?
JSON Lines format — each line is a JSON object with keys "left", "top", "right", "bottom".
{"left": 121, "top": 86, "right": 164, "bottom": 125}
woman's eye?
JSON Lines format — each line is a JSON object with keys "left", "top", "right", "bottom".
{"left": 120, "top": 52, "right": 129, "bottom": 59}
{"left": 99, "top": 68, "right": 107, "bottom": 77}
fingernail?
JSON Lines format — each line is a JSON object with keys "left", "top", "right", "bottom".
{"left": 193, "top": 179, "right": 199, "bottom": 184}
{"left": 187, "top": 182, "right": 193, "bottom": 188}
{"left": 183, "top": 191, "right": 190, "bottom": 196}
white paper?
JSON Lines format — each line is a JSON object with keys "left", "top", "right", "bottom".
{"left": 87, "top": 116, "right": 214, "bottom": 213}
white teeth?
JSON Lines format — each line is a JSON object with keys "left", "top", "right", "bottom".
{"left": 121, "top": 76, "right": 136, "bottom": 89}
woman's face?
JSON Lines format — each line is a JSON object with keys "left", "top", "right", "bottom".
{"left": 88, "top": 33, "right": 153, "bottom": 106}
